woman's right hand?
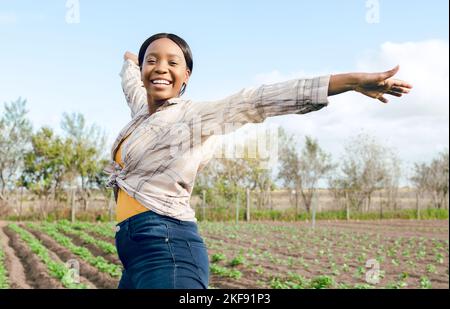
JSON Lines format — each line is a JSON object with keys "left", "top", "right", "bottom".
{"left": 124, "top": 51, "right": 139, "bottom": 66}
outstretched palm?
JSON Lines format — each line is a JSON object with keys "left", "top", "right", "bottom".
{"left": 355, "top": 65, "right": 413, "bottom": 103}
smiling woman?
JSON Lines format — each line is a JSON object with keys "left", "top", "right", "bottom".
{"left": 104, "top": 32, "right": 413, "bottom": 290}
{"left": 138, "top": 33, "right": 193, "bottom": 116}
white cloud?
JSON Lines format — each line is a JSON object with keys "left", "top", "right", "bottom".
{"left": 356, "top": 40, "right": 449, "bottom": 120}
{"left": 250, "top": 39, "right": 449, "bottom": 186}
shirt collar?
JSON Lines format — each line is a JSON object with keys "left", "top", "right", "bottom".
{"left": 155, "top": 97, "right": 183, "bottom": 112}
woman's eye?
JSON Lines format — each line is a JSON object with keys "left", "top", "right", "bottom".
{"left": 170, "top": 62, "right": 177, "bottom": 65}
{"left": 147, "top": 60, "right": 156, "bottom": 64}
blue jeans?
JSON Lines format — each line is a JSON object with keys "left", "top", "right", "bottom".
{"left": 115, "top": 210, "right": 209, "bottom": 289}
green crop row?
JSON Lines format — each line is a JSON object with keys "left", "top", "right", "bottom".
{"left": 0, "top": 243, "right": 9, "bottom": 289}
{"left": 8, "top": 224, "right": 87, "bottom": 289}
{"left": 71, "top": 221, "right": 116, "bottom": 238}
{"left": 27, "top": 222, "right": 121, "bottom": 278}
{"left": 55, "top": 221, "right": 117, "bottom": 255}
{"left": 210, "top": 264, "right": 242, "bottom": 279}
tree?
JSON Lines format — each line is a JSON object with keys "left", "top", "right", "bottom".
{"left": 277, "top": 127, "right": 302, "bottom": 214}
{"left": 277, "top": 128, "right": 335, "bottom": 214}
{"left": 327, "top": 175, "right": 351, "bottom": 219}
{"left": 0, "top": 98, "right": 33, "bottom": 200}
{"left": 194, "top": 130, "right": 276, "bottom": 212}
{"left": 243, "top": 153, "right": 274, "bottom": 210}
{"left": 411, "top": 150, "right": 449, "bottom": 210}
{"left": 382, "top": 152, "right": 402, "bottom": 211}
{"left": 339, "top": 133, "right": 399, "bottom": 212}
{"left": 427, "top": 151, "right": 449, "bottom": 209}
{"left": 19, "top": 127, "right": 70, "bottom": 217}
{"left": 60, "top": 112, "right": 108, "bottom": 211}
{"left": 239, "top": 133, "right": 275, "bottom": 209}
{"left": 410, "top": 162, "right": 431, "bottom": 218}
{"left": 297, "top": 136, "right": 335, "bottom": 213}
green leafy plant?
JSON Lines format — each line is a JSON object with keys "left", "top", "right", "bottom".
{"left": 419, "top": 276, "right": 432, "bottom": 289}
{"left": 211, "top": 253, "right": 226, "bottom": 263}
{"left": 230, "top": 254, "right": 246, "bottom": 267}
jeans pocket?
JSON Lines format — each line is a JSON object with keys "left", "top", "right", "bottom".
{"left": 187, "top": 241, "right": 210, "bottom": 283}
{"left": 115, "top": 226, "right": 129, "bottom": 268}
{"left": 129, "top": 220, "right": 168, "bottom": 243}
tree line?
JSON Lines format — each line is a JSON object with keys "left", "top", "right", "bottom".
{"left": 0, "top": 98, "right": 110, "bottom": 217}
{"left": 194, "top": 126, "right": 448, "bottom": 217}
{"left": 0, "top": 98, "right": 448, "bottom": 219}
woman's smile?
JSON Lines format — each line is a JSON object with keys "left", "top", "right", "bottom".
{"left": 150, "top": 78, "right": 173, "bottom": 90}
{"left": 140, "top": 38, "right": 191, "bottom": 108}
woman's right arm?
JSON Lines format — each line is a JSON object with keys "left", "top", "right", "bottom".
{"left": 120, "top": 51, "right": 147, "bottom": 118}
{"left": 182, "top": 75, "right": 330, "bottom": 137}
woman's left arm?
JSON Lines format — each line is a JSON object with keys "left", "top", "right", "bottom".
{"left": 120, "top": 51, "right": 147, "bottom": 118}
{"left": 182, "top": 65, "right": 412, "bottom": 138}
{"left": 328, "top": 65, "right": 413, "bottom": 103}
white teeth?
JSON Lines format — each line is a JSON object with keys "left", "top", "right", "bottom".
{"left": 151, "top": 80, "right": 171, "bottom": 85}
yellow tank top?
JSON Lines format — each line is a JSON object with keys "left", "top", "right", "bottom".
{"left": 115, "top": 136, "right": 149, "bottom": 223}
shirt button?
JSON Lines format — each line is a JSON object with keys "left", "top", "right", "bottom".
{"left": 165, "top": 238, "right": 169, "bottom": 242}
{"left": 115, "top": 226, "right": 120, "bottom": 232}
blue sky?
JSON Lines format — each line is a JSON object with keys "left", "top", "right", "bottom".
{"left": 1, "top": 0, "right": 449, "bottom": 185}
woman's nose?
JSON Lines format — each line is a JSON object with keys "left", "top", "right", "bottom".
{"left": 154, "top": 63, "right": 168, "bottom": 73}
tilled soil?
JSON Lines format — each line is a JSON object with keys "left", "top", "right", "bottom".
{"left": 259, "top": 219, "right": 449, "bottom": 239}
{"left": 84, "top": 230, "right": 115, "bottom": 245}
{"left": 0, "top": 223, "right": 31, "bottom": 289}
{"left": 202, "top": 220, "right": 449, "bottom": 289}
{"left": 24, "top": 226, "right": 120, "bottom": 289}
{"left": 1, "top": 219, "right": 448, "bottom": 289}
{"left": 3, "top": 226, "right": 64, "bottom": 289}
{"left": 60, "top": 231, "right": 120, "bottom": 265}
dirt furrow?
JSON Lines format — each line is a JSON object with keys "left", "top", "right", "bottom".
{"left": 3, "top": 226, "right": 64, "bottom": 289}
{"left": 84, "top": 230, "right": 115, "bottom": 245}
{"left": 60, "top": 231, "right": 120, "bottom": 265}
{"left": 24, "top": 226, "right": 120, "bottom": 289}
{"left": 27, "top": 231, "right": 97, "bottom": 289}
{"left": 0, "top": 223, "right": 31, "bottom": 289}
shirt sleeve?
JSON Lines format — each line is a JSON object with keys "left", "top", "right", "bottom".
{"left": 119, "top": 59, "right": 147, "bottom": 118}
{"left": 183, "top": 75, "right": 331, "bottom": 136}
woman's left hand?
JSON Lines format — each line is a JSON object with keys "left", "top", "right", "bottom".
{"left": 124, "top": 51, "right": 139, "bottom": 66}
{"left": 354, "top": 65, "right": 413, "bottom": 103}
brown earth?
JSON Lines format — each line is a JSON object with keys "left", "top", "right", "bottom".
{"left": 1, "top": 219, "right": 448, "bottom": 289}
{"left": 201, "top": 220, "right": 449, "bottom": 289}
{"left": 3, "top": 225, "right": 64, "bottom": 289}
{"left": 59, "top": 231, "right": 120, "bottom": 265}
{"left": 24, "top": 226, "right": 120, "bottom": 289}
{"left": 0, "top": 222, "right": 31, "bottom": 288}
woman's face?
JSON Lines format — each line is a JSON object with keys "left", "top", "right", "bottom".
{"left": 141, "top": 38, "right": 190, "bottom": 102}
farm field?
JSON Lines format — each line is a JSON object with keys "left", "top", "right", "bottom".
{"left": 0, "top": 219, "right": 448, "bottom": 289}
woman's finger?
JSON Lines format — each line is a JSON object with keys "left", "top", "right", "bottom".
{"left": 392, "top": 79, "right": 413, "bottom": 89}
{"left": 391, "top": 86, "right": 411, "bottom": 93}
{"left": 381, "top": 65, "right": 400, "bottom": 80}
{"left": 387, "top": 91, "right": 403, "bottom": 97}
{"left": 378, "top": 95, "right": 388, "bottom": 103}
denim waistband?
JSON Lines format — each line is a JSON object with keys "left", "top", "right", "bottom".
{"left": 117, "top": 210, "right": 197, "bottom": 229}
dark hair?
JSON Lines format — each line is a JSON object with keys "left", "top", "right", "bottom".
{"left": 138, "top": 33, "right": 193, "bottom": 96}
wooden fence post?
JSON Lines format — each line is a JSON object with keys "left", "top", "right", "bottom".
{"left": 235, "top": 192, "right": 240, "bottom": 224}
{"left": 416, "top": 191, "right": 421, "bottom": 220}
{"left": 71, "top": 188, "right": 76, "bottom": 223}
{"left": 312, "top": 191, "right": 317, "bottom": 230}
{"left": 246, "top": 188, "right": 250, "bottom": 222}
{"left": 345, "top": 190, "right": 350, "bottom": 221}
{"left": 202, "top": 190, "right": 206, "bottom": 221}
{"left": 19, "top": 186, "right": 24, "bottom": 220}
{"left": 108, "top": 190, "right": 115, "bottom": 222}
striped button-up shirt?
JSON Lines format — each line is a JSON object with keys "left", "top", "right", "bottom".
{"left": 104, "top": 59, "right": 331, "bottom": 222}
